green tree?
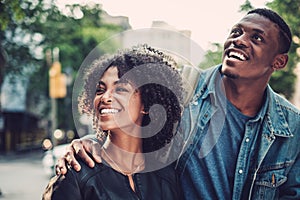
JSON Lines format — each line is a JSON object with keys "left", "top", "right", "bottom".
{"left": 0, "top": 0, "right": 26, "bottom": 31}
{"left": 198, "top": 43, "right": 223, "bottom": 69}
{"left": 1, "top": 1, "right": 128, "bottom": 134}
{"left": 266, "top": 0, "right": 300, "bottom": 99}
{"left": 239, "top": 0, "right": 254, "bottom": 12}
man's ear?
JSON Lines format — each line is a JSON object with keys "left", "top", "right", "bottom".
{"left": 272, "top": 54, "right": 288, "bottom": 70}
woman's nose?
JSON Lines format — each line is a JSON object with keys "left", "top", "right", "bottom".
{"left": 101, "top": 90, "right": 113, "bottom": 103}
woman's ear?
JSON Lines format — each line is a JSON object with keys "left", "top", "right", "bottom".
{"left": 272, "top": 54, "right": 288, "bottom": 70}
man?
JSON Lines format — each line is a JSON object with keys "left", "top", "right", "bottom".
{"left": 57, "top": 8, "right": 300, "bottom": 199}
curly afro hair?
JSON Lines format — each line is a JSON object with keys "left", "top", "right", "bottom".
{"left": 78, "top": 44, "right": 184, "bottom": 153}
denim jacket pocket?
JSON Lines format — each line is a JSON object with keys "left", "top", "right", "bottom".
{"left": 252, "top": 170, "right": 287, "bottom": 199}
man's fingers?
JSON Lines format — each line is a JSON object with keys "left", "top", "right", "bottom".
{"left": 61, "top": 137, "right": 103, "bottom": 170}
{"left": 77, "top": 145, "right": 95, "bottom": 168}
{"left": 55, "top": 158, "right": 67, "bottom": 175}
{"left": 93, "top": 153, "right": 102, "bottom": 163}
{"left": 91, "top": 142, "right": 102, "bottom": 163}
{"left": 73, "top": 143, "right": 81, "bottom": 154}
{"left": 68, "top": 159, "right": 81, "bottom": 171}
{"left": 70, "top": 139, "right": 83, "bottom": 155}
{"left": 64, "top": 149, "right": 81, "bottom": 171}
{"left": 55, "top": 165, "right": 61, "bottom": 175}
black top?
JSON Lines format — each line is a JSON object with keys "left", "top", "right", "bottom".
{"left": 42, "top": 158, "right": 182, "bottom": 200}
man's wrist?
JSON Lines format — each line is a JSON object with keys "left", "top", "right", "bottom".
{"left": 82, "top": 134, "right": 105, "bottom": 145}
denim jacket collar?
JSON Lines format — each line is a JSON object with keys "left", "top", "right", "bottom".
{"left": 191, "top": 65, "right": 221, "bottom": 104}
{"left": 192, "top": 64, "right": 293, "bottom": 139}
{"left": 264, "top": 85, "right": 293, "bottom": 138}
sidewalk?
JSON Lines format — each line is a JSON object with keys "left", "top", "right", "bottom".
{"left": 0, "top": 149, "right": 49, "bottom": 200}
{"left": 0, "top": 149, "right": 44, "bottom": 163}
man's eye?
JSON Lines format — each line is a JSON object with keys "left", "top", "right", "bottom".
{"left": 253, "top": 34, "right": 263, "bottom": 42}
{"left": 230, "top": 28, "right": 242, "bottom": 36}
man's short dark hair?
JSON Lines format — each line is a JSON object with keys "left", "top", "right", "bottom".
{"left": 247, "top": 8, "right": 292, "bottom": 53}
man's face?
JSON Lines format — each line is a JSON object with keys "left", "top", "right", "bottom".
{"left": 221, "top": 13, "right": 281, "bottom": 81}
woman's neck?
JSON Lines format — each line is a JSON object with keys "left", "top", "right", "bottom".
{"left": 101, "top": 136, "right": 145, "bottom": 176}
{"left": 107, "top": 130, "right": 143, "bottom": 153}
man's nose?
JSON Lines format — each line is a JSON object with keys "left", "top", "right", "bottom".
{"left": 232, "top": 34, "right": 249, "bottom": 48}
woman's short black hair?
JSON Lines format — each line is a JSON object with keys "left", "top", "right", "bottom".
{"left": 78, "top": 44, "right": 184, "bottom": 152}
{"left": 247, "top": 8, "right": 292, "bottom": 53}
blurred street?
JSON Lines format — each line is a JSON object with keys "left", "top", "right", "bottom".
{"left": 0, "top": 150, "right": 51, "bottom": 200}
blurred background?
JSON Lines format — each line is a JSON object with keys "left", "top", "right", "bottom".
{"left": 0, "top": 0, "right": 299, "bottom": 199}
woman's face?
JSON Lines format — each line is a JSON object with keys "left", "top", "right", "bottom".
{"left": 93, "top": 66, "right": 144, "bottom": 134}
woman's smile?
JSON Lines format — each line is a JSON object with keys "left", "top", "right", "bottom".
{"left": 93, "top": 66, "right": 144, "bottom": 131}
{"left": 99, "top": 108, "right": 121, "bottom": 115}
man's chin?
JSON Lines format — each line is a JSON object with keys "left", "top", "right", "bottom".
{"left": 221, "top": 69, "right": 239, "bottom": 79}
{"left": 221, "top": 63, "right": 239, "bottom": 79}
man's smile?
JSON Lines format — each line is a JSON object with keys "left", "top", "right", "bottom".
{"left": 226, "top": 49, "right": 249, "bottom": 61}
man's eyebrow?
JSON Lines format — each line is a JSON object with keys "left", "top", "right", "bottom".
{"left": 233, "top": 24, "right": 264, "bottom": 34}
{"left": 252, "top": 28, "right": 265, "bottom": 35}
{"left": 232, "top": 24, "right": 242, "bottom": 29}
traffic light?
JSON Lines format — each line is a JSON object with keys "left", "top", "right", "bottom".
{"left": 49, "top": 61, "right": 67, "bottom": 98}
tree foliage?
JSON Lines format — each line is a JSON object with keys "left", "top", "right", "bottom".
{"left": 198, "top": 43, "right": 223, "bottom": 69}
{"left": 266, "top": 0, "right": 300, "bottom": 99}
{"left": 0, "top": 0, "right": 127, "bottom": 131}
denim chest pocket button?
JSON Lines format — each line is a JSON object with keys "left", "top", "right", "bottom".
{"left": 251, "top": 172, "right": 288, "bottom": 200}
{"left": 255, "top": 172, "right": 287, "bottom": 188}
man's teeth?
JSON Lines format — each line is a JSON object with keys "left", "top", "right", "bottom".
{"left": 229, "top": 51, "right": 246, "bottom": 61}
{"left": 100, "top": 108, "right": 119, "bottom": 114}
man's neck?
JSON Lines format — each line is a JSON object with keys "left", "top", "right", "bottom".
{"left": 223, "top": 77, "right": 267, "bottom": 117}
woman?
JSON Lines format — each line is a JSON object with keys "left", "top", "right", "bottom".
{"left": 42, "top": 44, "right": 184, "bottom": 200}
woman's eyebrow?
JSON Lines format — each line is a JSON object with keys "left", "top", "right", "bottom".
{"left": 116, "top": 79, "right": 130, "bottom": 85}
{"left": 97, "top": 81, "right": 105, "bottom": 87}
{"left": 97, "top": 79, "right": 131, "bottom": 86}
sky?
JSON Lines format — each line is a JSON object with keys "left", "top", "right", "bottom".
{"left": 57, "top": 0, "right": 270, "bottom": 50}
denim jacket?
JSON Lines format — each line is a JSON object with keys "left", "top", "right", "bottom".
{"left": 177, "top": 65, "right": 300, "bottom": 199}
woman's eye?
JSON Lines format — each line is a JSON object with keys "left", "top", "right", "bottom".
{"left": 95, "top": 87, "right": 105, "bottom": 95}
{"left": 115, "top": 87, "right": 129, "bottom": 93}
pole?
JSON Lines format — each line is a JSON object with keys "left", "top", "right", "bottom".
{"left": 51, "top": 98, "right": 57, "bottom": 148}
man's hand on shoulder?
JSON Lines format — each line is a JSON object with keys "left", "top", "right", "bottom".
{"left": 55, "top": 135, "right": 102, "bottom": 175}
